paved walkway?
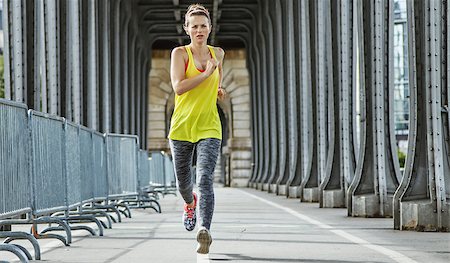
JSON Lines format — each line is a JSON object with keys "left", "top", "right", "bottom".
{"left": 1, "top": 188, "right": 449, "bottom": 263}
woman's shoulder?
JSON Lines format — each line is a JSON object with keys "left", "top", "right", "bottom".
{"left": 171, "top": 46, "right": 189, "bottom": 58}
{"left": 211, "top": 46, "right": 225, "bottom": 60}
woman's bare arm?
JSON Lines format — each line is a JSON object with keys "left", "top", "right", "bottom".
{"left": 170, "top": 47, "right": 216, "bottom": 96}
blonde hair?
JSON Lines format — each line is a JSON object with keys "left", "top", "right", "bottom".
{"left": 184, "top": 4, "right": 211, "bottom": 26}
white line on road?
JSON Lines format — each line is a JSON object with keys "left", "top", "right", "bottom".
{"left": 240, "top": 190, "right": 418, "bottom": 263}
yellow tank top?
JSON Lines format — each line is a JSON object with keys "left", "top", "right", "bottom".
{"left": 168, "top": 45, "right": 222, "bottom": 143}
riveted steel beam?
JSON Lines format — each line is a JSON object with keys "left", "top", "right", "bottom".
{"left": 287, "top": 1, "right": 309, "bottom": 198}
{"left": 300, "top": 0, "right": 319, "bottom": 203}
{"left": 129, "top": 32, "right": 137, "bottom": 136}
{"left": 259, "top": 0, "right": 279, "bottom": 194}
{"left": 66, "top": 0, "right": 82, "bottom": 123}
{"left": 99, "top": 0, "right": 112, "bottom": 133}
{"left": 394, "top": 0, "right": 450, "bottom": 231}
{"left": 348, "top": 0, "right": 401, "bottom": 217}
{"left": 319, "top": 0, "right": 357, "bottom": 208}
{"left": 285, "top": 0, "right": 301, "bottom": 198}
{"left": 85, "top": 0, "right": 99, "bottom": 129}
{"left": 3, "top": 0, "right": 34, "bottom": 105}
{"left": 268, "top": 0, "right": 288, "bottom": 195}
{"left": 121, "top": 5, "right": 131, "bottom": 134}
{"left": 274, "top": 0, "right": 297, "bottom": 197}
{"left": 254, "top": 0, "right": 271, "bottom": 192}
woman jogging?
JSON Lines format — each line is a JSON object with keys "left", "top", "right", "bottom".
{"left": 168, "top": 3, "right": 225, "bottom": 254}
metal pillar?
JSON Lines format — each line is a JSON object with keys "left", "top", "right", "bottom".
{"left": 282, "top": 0, "right": 302, "bottom": 198}
{"left": 66, "top": 0, "right": 82, "bottom": 123}
{"left": 271, "top": 0, "right": 288, "bottom": 195}
{"left": 259, "top": 0, "right": 279, "bottom": 194}
{"left": 3, "top": 1, "right": 23, "bottom": 103}
{"left": 301, "top": 0, "right": 329, "bottom": 203}
{"left": 86, "top": 0, "right": 99, "bottom": 130}
{"left": 255, "top": 0, "right": 271, "bottom": 192}
{"left": 112, "top": 0, "right": 122, "bottom": 133}
{"left": 287, "top": 0, "right": 305, "bottom": 198}
{"left": 136, "top": 47, "right": 142, "bottom": 143}
{"left": 121, "top": 6, "right": 131, "bottom": 134}
{"left": 348, "top": 0, "right": 401, "bottom": 217}
{"left": 100, "top": 0, "right": 112, "bottom": 133}
{"left": 394, "top": 0, "right": 450, "bottom": 231}
{"left": 274, "top": 0, "right": 297, "bottom": 196}
{"left": 129, "top": 32, "right": 137, "bottom": 136}
{"left": 253, "top": 4, "right": 269, "bottom": 191}
{"left": 249, "top": 11, "right": 263, "bottom": 190}
{"left": 283, "top": 0, "right": 300, "bottom": 198}
{"left": 319, "top": 0, "right": 356, "bottom": 208}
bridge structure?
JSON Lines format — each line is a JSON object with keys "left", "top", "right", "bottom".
{"left": 1, "top": 0, "right": 449, "bottom": 262}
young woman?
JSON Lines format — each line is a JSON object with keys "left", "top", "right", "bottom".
{"left": 168, "top": 4, "right": 225, "bottom": 254}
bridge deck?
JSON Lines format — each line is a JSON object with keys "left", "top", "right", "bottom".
{"left": 2, "top": 188, "right": 448, "bottom": 263}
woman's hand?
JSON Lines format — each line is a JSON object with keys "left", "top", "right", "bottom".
{"left": 204, "top": 58, "right": 218, "bottom": 77}
{"left": 218, "top": 87, "right": 227, "bottom": 101}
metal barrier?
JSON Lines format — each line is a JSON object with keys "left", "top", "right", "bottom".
{"left": 138, "top": 150, "right": 150, "bottom": 188}
{"left": 148, "top": 152, "right": 177, "bottom": 197}
{"left": 29, "top": 111, "right": 72, "bottom": 245}
{"left": 106, "top": 134, "right": 138, "bottom": 198}
{"left": 92, "top": 132, "right": 108, "bottom": 201}
{"left": 0, "top": 100, "right": 32, "bottom": 221}
{"left": 30, "top": 111, "right": 67, "bottom": 216}
{"left": 1, "top": 101, "right": 159, "bottom": 261}
{"left": 65, "top": 122, "right": 82, "bottom": 209}
{"left": 164, "top": 155, "right": 177, "bottom": 194}
{"left": 0, "top": 99, "right": 40, "bottom": 261}
{"left": 131, "top": 150, "right": 161, "bottom": 213}
{"left": 149, "top": 152, "right": 165, "bottom": 187}
{"left": 79, "top": 127, "right": 95, "bottom": 203}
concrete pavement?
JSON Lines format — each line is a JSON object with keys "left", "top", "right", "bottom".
{"left": 1, "top": 187, "right": 449, "bottom": 263}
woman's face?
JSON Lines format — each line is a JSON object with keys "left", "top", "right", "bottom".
{"left": 185, "top": 15, "right": 211, "bottom": 44}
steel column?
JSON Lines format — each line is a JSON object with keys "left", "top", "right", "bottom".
{"left": 46, "top": 0, "right": 60, "bottom": 115}
{"left": 287, "top": 1, "right": 309, "bottom": 198}
{"left": 260, "top": 0, "right": 278, "bottom": 193}
{"left": 348, "top": 0, "right": 400, "bottom": 217}
{"left": 394, "top": 0, "right": 450, "bottom": 231}
{"left": 129, "top": 33, "right": 137, "bottom": 135}
{"left": 86, "top": 0, "right": 99, "bottom": 129}
{"left": 255, "top": 0, "right": 271, "bottom": 192}
{"left": 66, "top": 0, "right": 82, "bottom": 123}
{"left": 100, "top": 0, "right": 112, "bottom": 133}
{"left": 284, "top": 0, "right": 300, "bottom": 197}
{"left": 3, "top": 0, "right": 24, "bottom": 102}
{"left": 121, "top": 6, "right": 131, "bottom": 134}
{"left": 271, "top": 0, "right": 288, "bottom": 195}
{"left": 320, "top": 0, "right": 357, "bottom": 208}
{"left": 3, "top": 0, "right": 34, "bottom": 105}
{"left": 112, "top": 0, "right": 122, "bottom": 133}
{"left": 300, "top": 0, "right": 320, "bottom": 202}
{"left": 250, "top": 12, "right": 263, "bottom": 190}
{"left": 136, "top": 48, "right": 142, "bottom": 143}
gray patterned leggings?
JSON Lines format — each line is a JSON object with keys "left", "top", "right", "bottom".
{"left": 169, "top": 138, "right": 221, "bottom": 230}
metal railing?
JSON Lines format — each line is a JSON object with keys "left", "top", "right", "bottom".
{"left": 0, "top": 99, "right": 166, "bottom": 262}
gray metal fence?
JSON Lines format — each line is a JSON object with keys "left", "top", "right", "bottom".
{"left": 65, "top": 122, "right": 82, "bottom": 208}
{"left": 1, "top": 101, "right": 157, "bottom": 261}
{"left": 79, "top": 127, "right": 95, "bottom": 202}
{"left": 138, "top": 150, "right": 150, "bottom": 189}
{"left": 92, "top": 132, "right": 108, "bottom": 201}
{"left": 149, "top": 152, "right": 165, "bottom": 186}
{"left": 30, "top": 111, "right": 67, "bottom": 216}
{"left": 106, "top": 134, "right": 138, "bottom": 198}
{"left": 0, "top": 99, "right": 32, "bottom": 219}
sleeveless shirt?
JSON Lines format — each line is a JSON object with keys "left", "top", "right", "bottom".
{"left": 168, "top": 45, "right": 222, "bottom": 143}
